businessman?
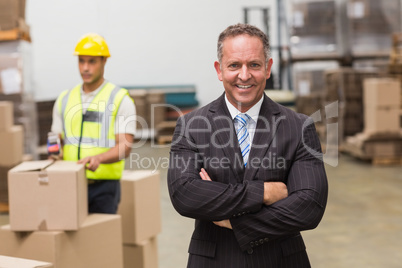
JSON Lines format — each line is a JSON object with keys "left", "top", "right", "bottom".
{"left": 168, "top": 23, "right": 328, "bottom": 267}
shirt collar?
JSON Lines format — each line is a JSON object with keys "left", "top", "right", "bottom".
{"left": 81, "top": 80, "right": 108, "bottom": 96}
{"left": 224, "top": 93, "right": 264, "bottom": 123}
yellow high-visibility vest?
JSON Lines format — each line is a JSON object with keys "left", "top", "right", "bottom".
{"left": 58, "top": 82, "right": 131, "bottom": 179}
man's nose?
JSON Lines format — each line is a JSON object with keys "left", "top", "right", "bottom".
{"left": 238, "top": 65, "right": 251, "bottom": 81}
{"left": 81, "top": 62, "right": 89, "bottom": 71}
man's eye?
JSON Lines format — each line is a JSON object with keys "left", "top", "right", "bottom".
{"left": 250, "top": 63, "right": 260, "bottom": 68}
{"left": 229, "top": 64, "right": 238, "bottom": 68}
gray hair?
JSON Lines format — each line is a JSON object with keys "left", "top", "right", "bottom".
{"left": 217, "top": 23, "right": 270, "bottom": 64}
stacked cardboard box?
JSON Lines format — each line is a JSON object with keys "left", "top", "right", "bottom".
{"left": 0, "top": 214, "right": 123, "bottom": 268}
{"left": 0, "top": 0, "right": 24, "bottom": 31}
{"left": 155, "top": 120, "right": 177, "bottom": 145}
{"left": 118, "top": 170, "right": 161, "bottom": 268}
{"left": 0, "top": 101, "right": 23, "bottom": 204}
{"left": 293, "top": 61, "right": 339, "bottom": 97}
{"left": 324, "top": 68, "right": 378, "bottom": 138}
{"left": 347, "top": 0, "right": 401, "bottom": 56}
{"left": 343, "top": 132, "right": 402, "bottom": 163}
{"left": 0, "top": 0, "right": 30, "bottom": 42}
{"left": 0, "top": 160, "right": 124, "bottom": 267}
{"left": 0, "top": 41, "right": 38, "bottom": 158}
{"left": 363, "top": 78, "right": 401, "bottom": 134}
{"left": 7, "top": 160, "right": 88, "bottom": 231}
{"left": 128, "top": 89, "right": 166, "bottom": 141}
{"left": 343, "top": 78, "right": 402, "bottom": 163}
{"left": 289, "top": 0, "right": 345, "bottom": 58}
{"left": 146, "top": 90, "right": 166, "bottom": 130}
{"left": 293, "top": 62, "right": 340, "bottom": 143}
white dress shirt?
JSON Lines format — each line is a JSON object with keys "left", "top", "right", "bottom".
{"left": 224, "top": 94, "right": 263, "bottom": 144}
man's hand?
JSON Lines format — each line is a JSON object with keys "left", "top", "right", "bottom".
{"left": 199, "top": 168, "right": 212, "bottom": 181}
{"left": 78, "top": 155, "right": 102, "bottom": 171}
{"left": 263, "top": 182, "right": 288, "bottom": 206}
{"left": 213, "top": 219, "right": 232, "bottom": 229}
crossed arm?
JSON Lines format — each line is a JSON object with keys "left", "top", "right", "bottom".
{"left": 199, "top": 168, "right": 288, "bottom": 229}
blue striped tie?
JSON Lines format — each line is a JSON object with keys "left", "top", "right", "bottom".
{"left": 235, "top": 114, "right": 251, "bottom": 167}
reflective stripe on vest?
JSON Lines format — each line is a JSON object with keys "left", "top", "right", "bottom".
{"left": 60, "top": 82, "right": 129, "bottom": 179}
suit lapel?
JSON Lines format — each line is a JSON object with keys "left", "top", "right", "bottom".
{"left": 244, "top": 94, "right": 282, "bottom": 181}
{"left": 208, "top": 94, "right": 244, "bottom": 182}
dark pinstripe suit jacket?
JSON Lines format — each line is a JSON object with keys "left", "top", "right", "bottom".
{"left": 168, "top": 93, "right": 328, "bottom": 268}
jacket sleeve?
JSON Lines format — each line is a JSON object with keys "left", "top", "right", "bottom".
{"left": 230, "top": 119, "right": 328, "bottom": 252}
{"left": 167, "top": 116, "right": 265, "bottom": 221}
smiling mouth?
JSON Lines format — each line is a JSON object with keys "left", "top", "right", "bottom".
{"left": 237, "top": 85, "right": 252, "bottom": 89}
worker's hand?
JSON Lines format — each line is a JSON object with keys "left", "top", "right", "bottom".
{"left": 199, "top": 168, "right": 212, "bottom": 181}
{"left": 213, "top": 219, "right": 232, "bottom": 229}
{"left": 78, "top": 155, "right": 102, "bottom": 171}
{"left": 263, "top": 182, "right": 288, "bottom": 206}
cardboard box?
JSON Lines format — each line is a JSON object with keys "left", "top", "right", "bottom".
{"left": 0, "top": 101, "right": 13, "bottom": 131}
{"left": 0, "top": 55, "right": 22, "bottom": 95}
{"left": 364, "top": 106, "right": 401, "bottom": 133}
{"left": 8, "top": 160, "right": 87, "bottom": 231}
{"left": 0, "top": 255, "right": 53, "bottom": 268}
{"left": 364, "top": 78, "right": 401, "bottom": 107}
{"left": 117, "top": 170, "right": 161, "bottom": 244}
{"left": 0, "top": 214, "right": 123, "bottom": 268}
{"left": 0, "top": 0, "right": 20, "bottom": 30}
{"left": 0, "top": 125, "right": 23, "bottom": 166}
{"left": 123, "top": 238, "right": 158, "bottom": 268}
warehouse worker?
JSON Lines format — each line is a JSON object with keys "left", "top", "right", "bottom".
{"left": 51, "top": 33, "right": 136, "bottom": 214}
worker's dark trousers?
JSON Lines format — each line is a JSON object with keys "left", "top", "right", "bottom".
{"left": 88, "top": 180, "right": 121, "bottom": 214}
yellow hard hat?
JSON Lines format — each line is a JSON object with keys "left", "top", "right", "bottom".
{"left": 73, "top": 33, "right": 111, "bottom": 57}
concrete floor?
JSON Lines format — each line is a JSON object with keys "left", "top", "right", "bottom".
{"left": 1, "top": 141, "right": 401, "bottom": 267}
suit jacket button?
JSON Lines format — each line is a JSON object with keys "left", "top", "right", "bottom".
{"left": 250, "top": 242, "right": 254, "bottom": 247}
{"left": 264, "top": 238, "right": 269, "bottom": 242}
{"left": 259, "top": 239, "right": 264, "bottom": 244}
{"left": 247, "top": 248, "right": 253, "bottom": 254}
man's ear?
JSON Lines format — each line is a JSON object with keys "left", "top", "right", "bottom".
{"left": 265, "top": 58, "right": 273, "bottom": 79}
{"left": 214, "top": 61, "right": 223, "bottom": 81}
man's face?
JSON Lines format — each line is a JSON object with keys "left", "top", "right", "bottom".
{"left": 78, "top": 55, "right": 106, "bottom": 86}
{"left": 214, "top": 35, "right": 273, "bottom": 113}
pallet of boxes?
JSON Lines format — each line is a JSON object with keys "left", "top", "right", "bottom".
{"left": 0, "top": 101, "right": 24, "bottom": 213}
{"left": 1, "top": 0, "right": 39, "bottom": 162}
{"left": 0, "top": 0, "right": 30, "bottom": 42}
{"left": 0, "top": 160, "right": 124, "bottom": 268}
{"left": 343, "top": 78, "right": 402, "bottom": 165}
